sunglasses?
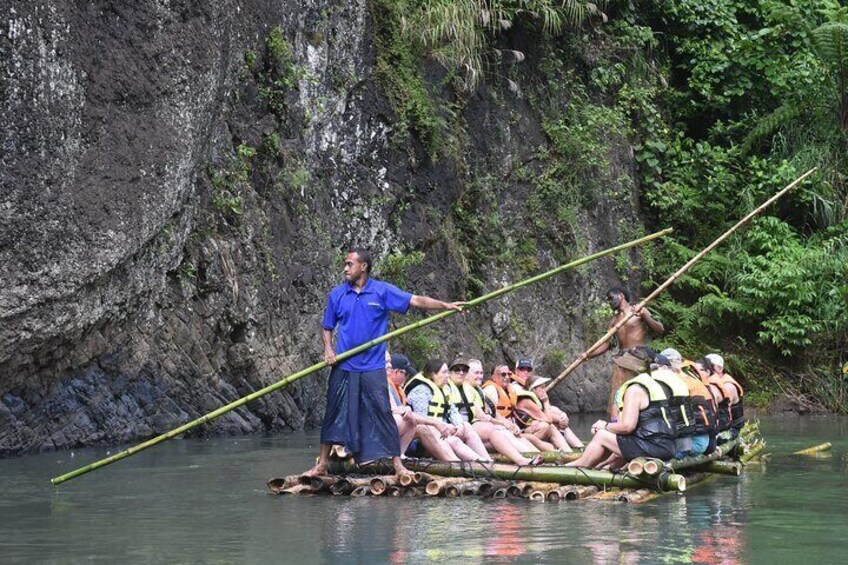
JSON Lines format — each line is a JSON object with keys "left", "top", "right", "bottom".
{"left": 517, "top": 367, "right": 532, "bottom": 371}
{"left": 452, "top": 367, "right": 469, "bottom": 374}
{"left": 497, "top": 371, "right": 512, "bottom": 376}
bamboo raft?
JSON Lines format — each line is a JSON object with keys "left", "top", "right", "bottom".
{"left": 268, "top": 423, "right": 770, "bottom": 504}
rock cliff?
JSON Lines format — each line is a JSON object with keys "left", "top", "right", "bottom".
{"left": 0, "top": 0, "right": 648, "bottom": 455}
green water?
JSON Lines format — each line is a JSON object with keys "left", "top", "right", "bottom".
{"left": 1, "top": 415, "right": 846, "bottom": 564}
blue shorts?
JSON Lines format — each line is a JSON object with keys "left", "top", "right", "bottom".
{"left": 320, "top": 365, "right": 400, "bottom": 462}
{"left": 674, "top": 434, "right": 710, "bottom": 459}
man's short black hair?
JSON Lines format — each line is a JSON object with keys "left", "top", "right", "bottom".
{"left": 608, "top": 286, "right": 630, "bottom": 302}
{"left": 349, "top": 247, "right": 373, "bottom": 273}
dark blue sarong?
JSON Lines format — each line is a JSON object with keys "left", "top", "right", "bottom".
{"left": 320, "top": 365, "right": 400, "bottom": 462}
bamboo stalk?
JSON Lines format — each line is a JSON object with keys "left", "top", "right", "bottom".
{"left": 445, "top": 479, "right": 485, "bottom": 498}
{"left": 691, "top": 460, "right": 742, "bottom": 476}
{"left": 370, "top": 475, "right": 399, "bottom": 496}
{"left": 328, "top": 458, "right": 687, "bottom": 492}
{"left": 281, "top": 484, "right": 312, "bottom": 495}
{"left": 267, "top": 475, "right": 301, "bottom": 494}
{"left": 506, "top": 484, "right": 523, "bottom": 498}
{"left": 792, "top": 442, "right": 832, "bottom": 455}
{"left": 478, "top": 480, "right": 509, "bottom": 497}
{"left": 546, "top": 168, "right": 816, "bottom": 392}
{"left": 301, "top": 475, "right": 336, "bottom": 492}
{"left": 350, "top": 486, "right": 371, "bottom": 497}
{"left": 330, "top": 477, "right": 372, "bottom": 495}
{"left": 740, "top": 443, "right": 765, "bottom": 463}
{"left": 617, "top": 489, "right": 654, "bottom": 503}
{"left": 520, "top": 481, "right": 560, "bottom": 497}
{"left": 626, "top": 459, "right": 644, "bottom": 476}
{"left": 424, "top": 477, "right": 468, "bottom": 496}
{"left": 51, "top": 230, "right": 671, "bottom": 486}
{"left": 492, "top": 487, "right": 509, "bottom": 499}
{"left": 492, "top": 451, "right": 581, "bottom": 464}
{"left": 386, "top": 486, "right": 403, "bottom": 497}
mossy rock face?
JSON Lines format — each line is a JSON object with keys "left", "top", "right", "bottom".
{"left": 1, "top": 0, "right": 650, "bottom": 454}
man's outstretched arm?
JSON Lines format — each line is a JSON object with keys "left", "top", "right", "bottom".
{"left": 410, "top": 295, "right": 466, "bottom": 311}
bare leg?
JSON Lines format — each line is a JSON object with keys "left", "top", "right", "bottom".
{"left": 303, "top": 443, "right": 332, "bottom": 477}
{"left": 473, "top": 422, "right": 532, "bottom": 465}
{"left": 566, "top": 430, "right": 621, "bottom": 468}
{"left": 562, "top": 427, "right": 584, "bottom": 449}
{"left": 393, "top": 415, "right": 416, "bottom": 455}
{"left": 392, "top": 456, "right": 412, "bottom": 479}
{"left": 509, "top": 434, "right": 539, "bottom": 453}
{"left": 456, "top": 422, "right": 492, "bottom": 461}
{"left": 416, "top": 426, "right": 460, "bottom": 461}
{"left": 523, "top": 433, "right": 555, "bottom": 452}
{"left": 541, "top": 425, "right": 573, "bottom": 453}
{"left": 446, "top": 436, "right": 482, "bottom": 461}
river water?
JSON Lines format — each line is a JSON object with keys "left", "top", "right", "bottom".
{"left": 1, "top": 414, "right": 846, "bottom": 564}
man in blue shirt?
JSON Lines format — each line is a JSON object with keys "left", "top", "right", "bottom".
{"left": 304, "top": 248, "right": 464, "bottom": 478}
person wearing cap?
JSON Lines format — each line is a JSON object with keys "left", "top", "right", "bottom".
{"left": 454, "top": 358, "right": 544, "bottom": 465}
{"left": 386, "top": 353, "right": 460, "bottom": 461}
{"left": 406, "top": 358, "right": 492, "bottom": 461}
{"left": 587, "top": 287, "right": 665, "bottom": 419}
{"left": 703, "top": 354, "right": 744, "bottom": 440}
{"left": 483, "top": 365, "right": 558, "bottom": 452}
{"left": 442, "top": 357, "right": 493, "bottom": 460}
{"left": 304, "top": 248, "right": 466, "bottom": 479}
{"left": 509, "top": 360, "right": 574, "bottom": 452}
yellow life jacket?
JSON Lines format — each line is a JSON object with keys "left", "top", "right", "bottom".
{"left": 443, "top": 380, "right": 477, "bottom": 423}
{"left": 651, "top": 368, "right": 694, "bottom": 437}
{"left": 404, "top": 373, "right": 448, "bottom": 420}
{"left": 614, "top": 373, "right": 675, "bottom": 441}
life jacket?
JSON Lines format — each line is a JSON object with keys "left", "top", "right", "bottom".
{"left": 474, "top": 385, "right": 497, "bottom": 418}
{"left": 614, "top": 374, "right": 675, "bottom": 441}
{"left": 510, "top": 382, "right": 543, "bottom": 428}
{"left": 404, "top": 373, "right": 448, "bottom": 420}
{"left": 482, "top": 380, "right": 516, "bottom": 419}
{"left": 443, "top": 380, "right": 477, "bottom": 424}
{"left": 710, "top": 373, "right": 745, "bottom": 431}
{"left": 650, "top": 368, "right": 694, "bottom": 438}
{"left": 679, "top": 371, "right": 717, "bottom": 437}
{"left": 387, "top": 378, "right": 407, "bottom": 407}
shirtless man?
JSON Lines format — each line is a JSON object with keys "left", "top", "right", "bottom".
{"left": 588, "top": 287, "right": 664, "bottom": 419}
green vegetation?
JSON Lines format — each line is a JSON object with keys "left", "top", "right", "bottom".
{"left": 579, "top": 0, "right": 848, "bottom": 411}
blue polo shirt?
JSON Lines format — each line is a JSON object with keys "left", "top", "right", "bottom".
{"left": 322, "top": 278, "right": 413, "bottom": 371}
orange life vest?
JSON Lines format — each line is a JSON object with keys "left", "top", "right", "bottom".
{"left": 482, "top": 380, "right": 517, "bottom": 419}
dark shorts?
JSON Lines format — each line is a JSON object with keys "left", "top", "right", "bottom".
{"left": 617, "top": 434, "right": 676, "bottom": 461}
{"left": 320, "top": 365, "right": 400, "bottom": 462}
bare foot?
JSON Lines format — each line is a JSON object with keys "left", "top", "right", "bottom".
{"left": 302, "top": 462, "right": 328, "bottom": 478}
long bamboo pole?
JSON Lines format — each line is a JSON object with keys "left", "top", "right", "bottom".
{"left": 50, "top": 229, "right": 671, "bottom": 485}
{"left": 546, "top": 168, "right": 817, "bottom": 392}
{"left": 792, "top": 442, "right": 832, "bottom": 455}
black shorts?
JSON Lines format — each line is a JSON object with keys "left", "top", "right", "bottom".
{"left": 617, "top": 434, "right": 676, "bottom": 461}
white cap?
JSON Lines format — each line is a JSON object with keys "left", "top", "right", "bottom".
{"left": 530, "top": 376, "right": 551, "bottom": 388}
{"left": 660, "top": 348, "right": 683, "bottom": 367}
{"left": 705, "top": 353, "right": 724, "bottom": 368}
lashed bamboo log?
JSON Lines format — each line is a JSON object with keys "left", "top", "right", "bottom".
{"left": 546, "top": 168, "right": 817, "bottom": 392}
{"left": 425, "top": 477, "right": 469, "bottom": 496}
{"left": 793, "top": 442, "right": 832, "bottom": 455}
{"left": 350, "top": 486, "right": 371, "bottom": 497}
{"left": 330, "top": 477, "right": 372, "bottom": 495}
{"left": 693, "top": 460, "right": 742, "bottom": 476}
{"left": 281, "top": 484, "right": 312, "bottom": 495}
{"left": 328, "top": 458, "right": 687, "bottom": 492}
{"left": 740, "top": 443, "right": 765, "bottom": 463}
{"left": 301, "top": 475, "right": 336, "bottom": 492}
{"left": 386, "top": 486, "right": 403, "bottom": 497}
{"left": 370, "top": 476, "right": 399, "bottom": 496}
{"left": 492, "top": 451, "right": 581, "bottom": 464}
{"left": 267, "top": 475, "right": 301, "bottom": 494}
{"left": 52, "top": 230, "right": 671, "bottom": 485}
{"left": 478, "top": 481, "right": 509, "bottom": 497}
{"left": 618, "top": 489, "right": 654, "bottom": 503}
{"left": 446, "top": 480, "right": 485, "bottom": 498}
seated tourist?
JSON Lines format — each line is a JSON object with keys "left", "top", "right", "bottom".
{"left": 704, "top": 353, "right": 744, "bottom": 440}
{"left": 387, "top": 353, "right": 459, "bottom": 461}
{"left": 510, "top": 359, "right": 574, "bottom": 452}
{"left": 482, "top": 364, "right": 556, "bottom": 452}
{"left": 529, "top": 377, "right": 584, "bottom": 449}
{"left": 658, "top": 348, "right": 714, "bottom": 457}
{"left": 405, "top": 358, "right": 492, "bottom": 462}
{"left": 566, "top": 369, "right": 677, "bottom": 469}
{"left": 454, "top": 358, "right": 543, "bottom": 466}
